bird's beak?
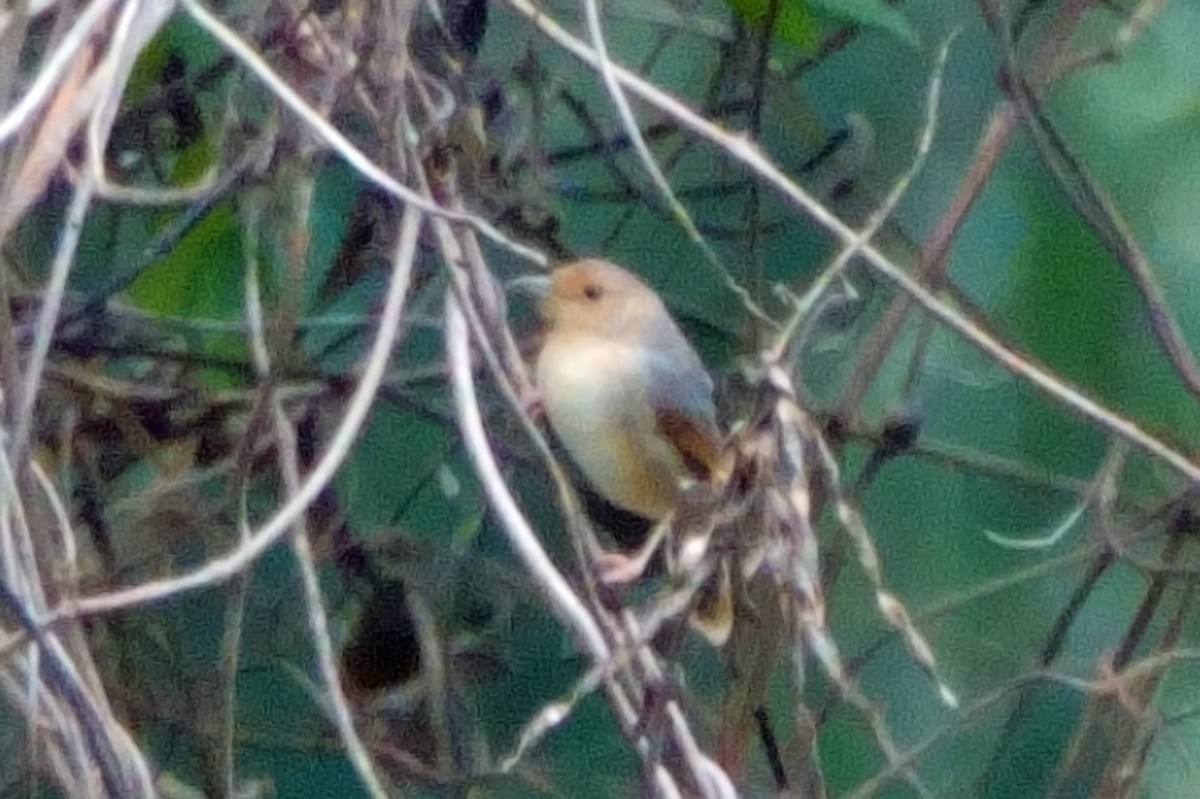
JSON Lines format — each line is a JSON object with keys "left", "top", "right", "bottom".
{"left": 507, "top": 273, "right": 552, "bottom": 299}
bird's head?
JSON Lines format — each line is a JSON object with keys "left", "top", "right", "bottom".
{"left": 514, "top": 258, "right": 663, "bottom": 340}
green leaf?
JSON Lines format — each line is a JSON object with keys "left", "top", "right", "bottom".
{"left": 171, "top": 135, "right": 216, "bottom": 186}
{"left": 999, "top": 169, "right": 1200, "bottom": 470}
{"left": 811, "top": 0, "right": 919, "bottom": 47}
{"left": 724, "top": 0, "right": 820, "bottom": 51}
{"left": 301, "top": 159, "right": 360, "bottom": 313}
{"left": 128, "top": 203, "right": 243, "bottom": 318}
{"left": 123, "top": 203, "right": 247, "bottom": 387}
{"left": 122, "top": 14, "right": 224, "bottom": 120}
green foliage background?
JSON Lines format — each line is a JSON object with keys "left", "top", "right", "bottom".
{"left": 5, "top": 0, "right": 1200, "bottom": 797}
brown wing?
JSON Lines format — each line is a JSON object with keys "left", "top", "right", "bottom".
{"left": 689, "top": 558, "right": 734, "bottom": 647}
{"left": 658, "top": 408, "right": 734, "bottom": 647}
{"left": 655, "top": 408, "right": 724, "bottom": 482}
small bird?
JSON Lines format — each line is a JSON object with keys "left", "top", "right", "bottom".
{"left": 520, "top": 258, "right": 732, "bottom": 644}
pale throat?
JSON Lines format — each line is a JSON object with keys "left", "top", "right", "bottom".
{"left": 536, "top": 335, "right": 683, "bottom": 518}
{"left": 537, "top": 336, "right": 645, "bottom": 439}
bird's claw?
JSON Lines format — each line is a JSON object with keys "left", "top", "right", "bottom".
{"left": 595, "top": 521, "right": 670, "bottom": 585}
{"left": 522, "top": 386, "right": 546, "bottom": 420}
{"left": 596, "top": 552, "right": 648, "bottom": 585}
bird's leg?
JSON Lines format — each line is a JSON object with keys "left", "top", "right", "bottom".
{"left": 520, "top": 384, "right": 546, "bottom": 421}
{"left": 596, "top": 520, "right": 670, "bottom": 584}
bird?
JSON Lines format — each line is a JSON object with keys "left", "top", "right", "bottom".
{"left": 519, "top": 258, "right": 733, "bottom": 644}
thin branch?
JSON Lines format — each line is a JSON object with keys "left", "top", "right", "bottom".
{"left": 0, "top": 580, "right": 146, "bottom": 798}
{"left": 995, "top": 38, "right": 1200, "bottom": 403}
{"left": 580, "top": 0, "right": 774, "bottom": 327}
{"left": 179, "top": 0, "right": 547, "bottom": 266}
{"left": 241, "top": 192, "right": 409, "bottom": 799}
{"left": 274, "top": 403, "right": 394, "bottom": 799}
{"left": 444, "top": 291, "right": 610, "bottom": 663}
{"left": 507, "top": 0, "right": 1200, "bottom": 486}
{"left": 8, "top": 170, "right": 93, "bottom": 468}
{"left": 776, "top": 31, "right": 956, "bottom": 358}
{"left": 70, "top": 177, "right": 420, "bottom": 617}
{"left": 837, "top": 0, "right": 1096, "bottom": 415}
{"left": 0, "top": 0, "right": 117, "bottom": 146}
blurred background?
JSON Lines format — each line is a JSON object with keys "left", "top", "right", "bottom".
{"left": 1, "top": 0, "right": 1198, "bottom": 796}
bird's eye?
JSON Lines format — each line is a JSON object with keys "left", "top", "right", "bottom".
{"left": 583, "top": 283, "right": 602, "bottom": 301}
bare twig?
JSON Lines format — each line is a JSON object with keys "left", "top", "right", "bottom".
{"left": 580, "top": 0, "right": 774, "bottom": 326}
{"left": 507, "top": 0, "right": 1200, "bottom": 485}
{"left": 444, "top": 292, "right": 610, "bottom": 662}
{"left": 71, "top": 139, "right": 420, "bottom": 614}
{"left": 0, "top": 579, "right": 149, "bottom": 798}
{"left": 242, "top": 193, "right": 417, "bottom": 798}
{"left": 0, "top": 0, "right": 118, "bottom": 146}
{"left": 8, "top": 172, "right": 93, "bottom": 468}
{"left": 981, "top": 3, "right": 1200, "bottom": 404}
{"left": 777, "top": 31, "right": 957, "bottom": 358}
{"left": 838, "top": 0, "right": 1097, "bottom": 415}
{"left": 179, "top": 0, "right": 547, "bottom": 266}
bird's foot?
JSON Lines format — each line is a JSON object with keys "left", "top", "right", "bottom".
{"left": 595, "top": 521, "right": 669, "bottom": 585}
{"left": 521, "top": 385, "right": 546, "bottom": 421}
{"left": 596, "top": 551, "right": 648, "bottom": 585}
